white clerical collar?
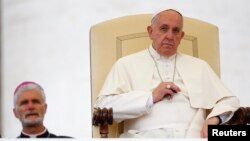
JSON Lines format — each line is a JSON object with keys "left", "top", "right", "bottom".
{"left": 21, "top": 128, "right": 47, "bottom": 138}
{"left": 149, "top": 45, "right": 177, "bottom": 61}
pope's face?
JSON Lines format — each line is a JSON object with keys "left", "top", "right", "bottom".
{"left": 148, "top": 10, "right": 184, "bottom": 57}
{"left": 13, "top": 90, "right": 47, "bottom": 126}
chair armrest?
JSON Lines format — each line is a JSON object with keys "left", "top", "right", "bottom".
{"left": 92, "top": 107, "right": 113, "bottom": 138}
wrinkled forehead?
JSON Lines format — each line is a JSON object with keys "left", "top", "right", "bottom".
{"left": 16, "top": 88, "right": 43, "bottom": 98}
{"left": 16, "top": 89, "right": 41, "bottom": 100}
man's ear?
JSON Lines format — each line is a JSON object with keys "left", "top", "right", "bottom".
{"left": 13, "top": 108, "right": 19, "bottom": 118}
{"left": 147, "top": 26, "right": 153, "bottom": 39}
{"left": 44, "top": 103, "right": 48, "bottom": 113}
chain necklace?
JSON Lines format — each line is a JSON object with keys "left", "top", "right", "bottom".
{"left": 147, "top": 47, "right": 177, "bottom": 83}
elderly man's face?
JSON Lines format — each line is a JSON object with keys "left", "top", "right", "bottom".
{"left": 13, "top": 90, "right": 47, "bottom": 126}
{"left": 147, "top": 10, "right": 184, "bottom": 57}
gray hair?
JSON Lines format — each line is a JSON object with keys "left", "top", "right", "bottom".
{"left": 14, "top": 83, "right": 46, "bottom": 107}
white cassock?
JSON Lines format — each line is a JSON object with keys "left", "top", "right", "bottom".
{"left": 95, "top": 45, "right": 240, "bottom": 138}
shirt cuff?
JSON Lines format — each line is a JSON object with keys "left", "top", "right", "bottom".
{"left": 146, "top": 94, "right": 154, "bottom": 109}
{"left": 219, "top": 114, "right": 230, "bottom": 124}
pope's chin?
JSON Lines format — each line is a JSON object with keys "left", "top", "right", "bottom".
{"left": 21, "top": 117, "right": 44, "bottom": 126}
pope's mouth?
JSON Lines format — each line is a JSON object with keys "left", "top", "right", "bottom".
{"left": 163, "top": 43, "right": 174, "bottom": 47}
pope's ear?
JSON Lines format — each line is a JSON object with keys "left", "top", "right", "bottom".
{"left": 181, "top": 31, "right": 185, "bottom": 38}
{"left": 147, "top": 26, "right": 153, "bottom": 39}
